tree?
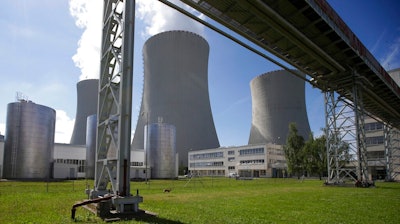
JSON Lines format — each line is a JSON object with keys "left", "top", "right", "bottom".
{"left": 284, "top": 123, "right": 305, "bottom": 178}
{"left": 303, "top": 133, "right": 327, "bottom": 180}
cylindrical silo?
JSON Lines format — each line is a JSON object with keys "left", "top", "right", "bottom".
{"left": 248, "top": 70, "right": 311, "bottom": 145}
{"left": 145, "top": 122, "right": 176, "bottom": 179}
{"left": 3, "top": 100, "right": 56, "bottom": 179}
{"left": 70, "top": 79, "right": 98, "bottom": 145}
{"left": 85, "top": 114, "right": 97, "bottom": 179}
{"left": 132, "top": 30, "right": 220, "bottom": 167}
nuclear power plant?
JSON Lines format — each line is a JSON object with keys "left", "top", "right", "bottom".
{"left": 3, "top": 100, "right": 56, "bottom": 179}
{"left": 70, "top": 79, "right": 98, "bottom": 145}
{"left": 248, "top": 70, "right": 311, "bottom": 145}
{"left": 131, "top": 30, "right": 220, "bottom": 167}
{"left": 1, "top": 29, "right": 397, "bottom": 181}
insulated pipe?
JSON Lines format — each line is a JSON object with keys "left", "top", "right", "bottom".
{"left": 71, "top": 195, "right": 114, "bottom": 220}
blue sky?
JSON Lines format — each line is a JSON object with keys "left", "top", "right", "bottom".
{"left": 0, "top": 0, "right": 399, "bottom": 146}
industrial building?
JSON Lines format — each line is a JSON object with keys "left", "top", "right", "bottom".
{"left": 132, "top": 30, "right": 220, "bottom": 168}
{"left": 361, "top": 68, "right": 400, "bottom": 181}
{"left": 188, "top": 144, "right": 286, "bottom": 178}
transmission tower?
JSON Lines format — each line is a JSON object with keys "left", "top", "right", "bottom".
{"left": 90, "top": 0, "right": 142, "bottom": 214}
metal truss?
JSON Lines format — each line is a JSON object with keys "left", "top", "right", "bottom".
{"left": 384, "top": 126, "right": 400, "bottom": 181}
{"left": 91, "top": 0, "right": 142, "bottom": 213}
{"left": 324, "top": 77, "right": 371, "bottom": 184}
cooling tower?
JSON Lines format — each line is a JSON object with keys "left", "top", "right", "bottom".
{"left": 132, "top": 30, "right": 220, "bottom": 167}
{"left": 70, "top": 79, "right": 98, "bottom": 145}
{"left": 145, "top": 122, "right": 177, "bottom": 179}
{"left": 3, "top": 100, "right": 55, "bottom": 179}
{"left": 248, "top": 70, "right": 311, "bottom": 145}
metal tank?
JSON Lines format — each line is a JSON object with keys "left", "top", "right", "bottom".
{"left": 3, "top": 100, "right": 56, "bottom": 179}
{"left": 145, "top": 122, "right": 177, "bottom": 179}
{"left": 132, "top": 30, "right": 220, "bottom": 167}
{"left": 70, "top": 79, "right": 98, "bottom": 145}
{"left": 248, "top": 70, "right": 311, "bottom": 145}
{"left": 85, "top": 114, "right": 97, "bottom": 179}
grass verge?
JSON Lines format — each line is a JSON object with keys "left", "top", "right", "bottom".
{"left": 0, "top": 178, "right": 399, "bottom": 223}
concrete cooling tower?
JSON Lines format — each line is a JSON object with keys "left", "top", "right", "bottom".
{"left": 3, "top": 100, "right": 55, "bottom": 179}
{"left": 248, "top": 70, "right": 311, "bottom": 145}
{"left": 70, "top": 79, "right": 98, "bottom": 145}
{"left": 132, "top": 30, "right": 220, "bottom": 167}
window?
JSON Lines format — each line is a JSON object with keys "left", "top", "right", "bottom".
{"left": 228, "top": 150, "right": 235, "bottom": 155}
{"left": 189, "top": 161, "right": 224, "bottom": 168}
{"left": 228, "top": 157, "right": 235, "bottom": 162}
{"left": 366, "top": 136, "right": 384, "bottom": 145}
{"left": 239, "top": 147, "right": 264, "bottom": 156}
{"left": 190, "top": 151, "right": 224, "bottom": 160}
{"left": 239, "top": 159, "right": 265, "bottom": 165}
{"left": 365, "top": 122, "right": 383, "bottom": 131}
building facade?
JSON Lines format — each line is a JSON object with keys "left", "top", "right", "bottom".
{"left": 364, "top": 116, "right": 400, "bottom": 181}
{"left": 188, "top": 144, "right": 286, "bottom": 178}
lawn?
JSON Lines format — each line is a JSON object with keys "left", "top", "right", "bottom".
{"left": 0, "top": 178, "right": 399, "bottom": 223}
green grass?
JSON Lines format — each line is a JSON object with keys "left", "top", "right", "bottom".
{"left": 0, "top": 178, "right": 399, "bottom": 223}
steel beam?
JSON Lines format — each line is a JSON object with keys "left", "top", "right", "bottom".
{"left": 325, "top": 72, "right": 372, "bottom": 185}
{"left": 384, "top": 126, "right": 400, "bottom": 181}
{"left": 90, "top": 0, "right": 142, "bottom": 214}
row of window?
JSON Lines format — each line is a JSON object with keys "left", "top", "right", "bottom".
{"left": 190, "top": 151, "right": 224, "bottom": 160}
{"left": 366, "top": 136, "right": 384, "bottom": 145}
{"left": 131, "top": 161, "right": 144, "bottom": 166}
{"left": 239, "top": 147, "right": 264, "bottom": 156}
{"left": 239, "top": 159, "right": 265, "bottom": 165}
{"left": 189, "top": 161, "right": 224, "bottom": 168}
{"left": 55, "top": 159, "right": 85, "bottom": 172}
{"left": 364, "top": 122, "right": 384, "bottom": 131}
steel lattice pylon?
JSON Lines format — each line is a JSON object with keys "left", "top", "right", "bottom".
{"left": 324, "top": 75, "right": 371, "bottom": 185}
{"left": 384, "top": 126, "right": 400, "bottom": 181}
{"left": 90, "top": 0, "right": 142, "bottom": 213}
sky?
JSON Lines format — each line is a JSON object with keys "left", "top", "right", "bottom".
{"left": 0, "top": 0, "right": 399, "bottom": 146}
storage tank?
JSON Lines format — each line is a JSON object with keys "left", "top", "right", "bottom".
{"left": 145, "top": 121, "right": 177, "bottom": 179}
{"left": 3, "top": 100, "right": 56, "bottom": 179}
{"left": 248, "top": 70, "right": 311, "bottom": 145}
{"left": 70, "top": 79, "right": 98, "bottom": 145}
{"left": 85, "top": 114, "right": 97, "bottom": 179}
{"left": 132, "top": 30, "right": 220, "bottom": 167}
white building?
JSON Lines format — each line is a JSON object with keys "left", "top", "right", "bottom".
{"left": 188, "top": 144, "right": 287, "bottom": 178}
{"left": 0, "top": 141, "right": 148, "bottom": 180}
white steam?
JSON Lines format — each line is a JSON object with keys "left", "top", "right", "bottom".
{"left": 69, "top": 0, "right": 205, "bottom": 81}
{"left": 137, "top": 0, "right": 205, "bottom": 38}
{"left": 69, "top": 0, "right": 103, "bottom": 81}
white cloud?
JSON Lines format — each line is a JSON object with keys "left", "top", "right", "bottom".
{"left": 55, "top": 110, "right": 75, "bottom": 144}
{"left": 137, "top": 0, "right": 205, "bottom": 38}
{"left": 69, "top": 0, "right": 103, "bottom": 81}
